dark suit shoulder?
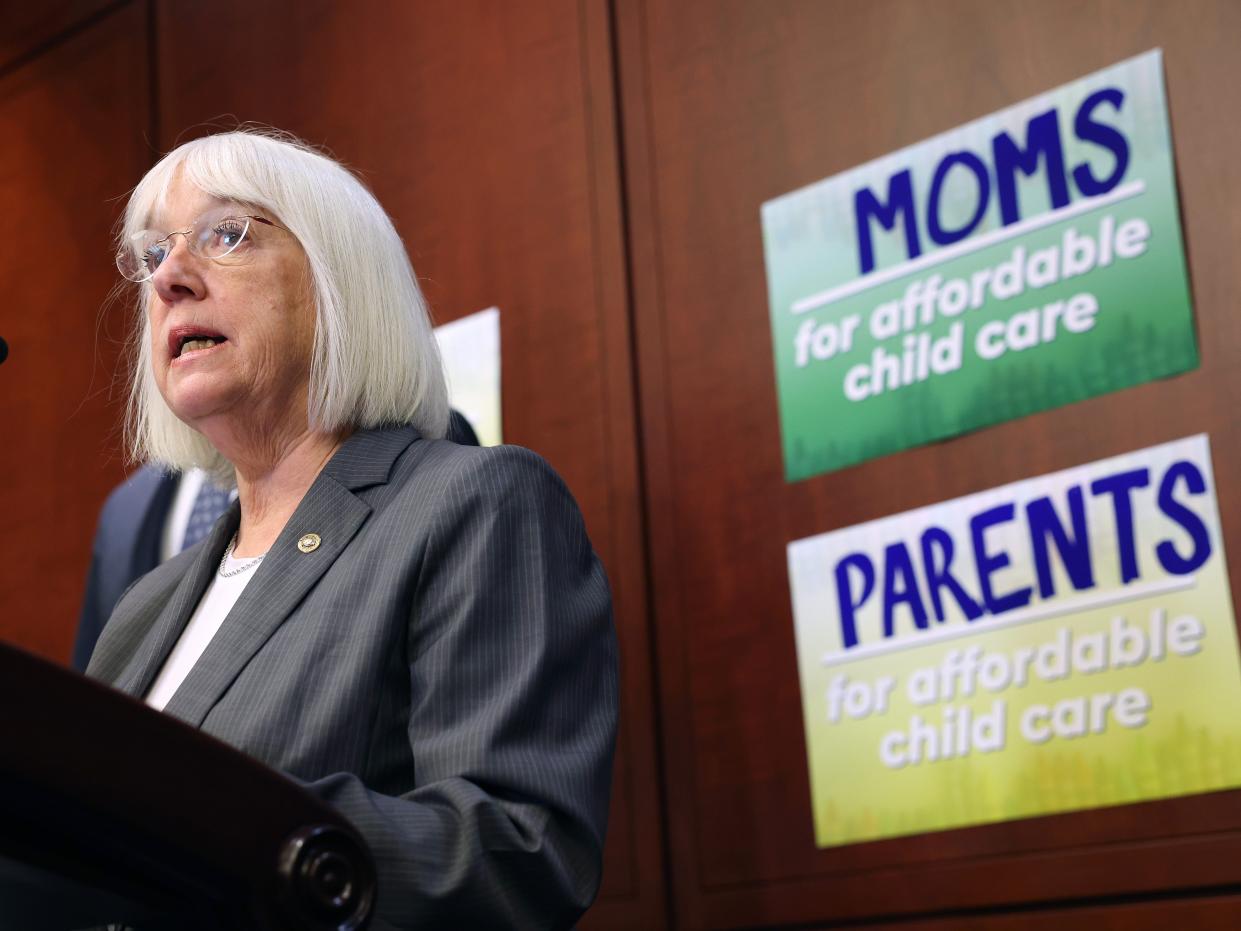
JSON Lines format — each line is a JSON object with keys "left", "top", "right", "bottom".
{"left": 393, "top": 440, "right": 581, "bottom": 516}
{"left": 73, "top": 466, "right": 178, "bottom": 671}
{"left": 98, "top": 464, "right": 173, "bottom": 527}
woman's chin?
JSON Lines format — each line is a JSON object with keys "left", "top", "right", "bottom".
{"left": 163, "top": 383, "right": 236, "bottom": 428}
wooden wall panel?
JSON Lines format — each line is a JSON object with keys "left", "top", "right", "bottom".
{"left": 0, "top": 1, "right": 150, "bottom": 662}
{"left": 153, "top": 1, "right": 665, "bottom": 926}
{"left": 0, "top": 0, "right": 122, "bottom": 73}
{"left": 617, "top": 0, "right": 1241, "bottom": 927}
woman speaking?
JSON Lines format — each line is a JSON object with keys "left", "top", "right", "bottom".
{"left": 87, "top": 130, "right": 618, "bottom": 930}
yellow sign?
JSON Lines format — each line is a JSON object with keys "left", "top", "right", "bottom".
{"left": 788, "top": 435, "right": 1241, "bottom": 846}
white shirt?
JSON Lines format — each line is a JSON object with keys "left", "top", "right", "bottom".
{"left": 160, "top": 468, "right": 206, "bottom": 562}
{"left": 144, "top": 548, "right": 265, "bottom": 711}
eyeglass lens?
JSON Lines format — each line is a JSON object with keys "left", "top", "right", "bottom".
{"left": 116, "top": 209, "right": 255, "bottom": 282}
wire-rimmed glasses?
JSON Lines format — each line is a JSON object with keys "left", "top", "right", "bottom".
{"left": 115, "top": 207, "right": 289, "bottom": 282}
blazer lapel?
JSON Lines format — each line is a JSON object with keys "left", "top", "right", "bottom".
{"left": 160, "top": 426, "right": 420, "bottom": 727}
{"left": 111, "top": 505, "right": 240, "bottom": 698}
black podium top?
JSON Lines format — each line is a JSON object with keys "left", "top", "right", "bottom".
{"left": 0, "top": 642, "right": 375, "bottom": 930}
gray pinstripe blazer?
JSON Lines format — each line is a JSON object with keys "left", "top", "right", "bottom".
{"left": 86, "top": 425, "right": 619, "bottom": 930}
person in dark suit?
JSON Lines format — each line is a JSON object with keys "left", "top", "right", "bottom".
{"left": 73, "top": 412, "right": 479, "bottom": 672}
{"left": 74, "top": 466, "right": 178, "bottom": 672}
{"left": 86, "top": 129, "right": 616, "bottom": 930}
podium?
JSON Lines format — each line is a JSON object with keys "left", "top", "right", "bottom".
{"left": 0, "top": 642, "right": 375, "bottom": 930}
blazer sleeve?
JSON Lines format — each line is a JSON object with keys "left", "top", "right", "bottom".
{"left": 301, "top": 446, "right": 619, "bottom": 930}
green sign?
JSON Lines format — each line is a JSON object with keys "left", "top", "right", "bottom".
{"left": 763, "top": 51, "right": 1196, "bottom": 482}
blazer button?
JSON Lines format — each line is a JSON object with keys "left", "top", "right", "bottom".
{"left": 297, "top": 533, "right": 322, "bottom": 553}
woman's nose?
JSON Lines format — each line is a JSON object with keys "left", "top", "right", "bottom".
{"left": 150, "top": 235, "right": 205, "bottom": 304}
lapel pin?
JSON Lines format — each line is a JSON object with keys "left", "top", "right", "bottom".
{"left": 297, "top": 533, "right": 322, "bottom": 553}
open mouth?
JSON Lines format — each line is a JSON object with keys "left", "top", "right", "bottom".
{"left": 177, "top": 334, "right": 228, "bottom": 357}
{"left": 168, "top": 326, "right": 229, "bottom": 360}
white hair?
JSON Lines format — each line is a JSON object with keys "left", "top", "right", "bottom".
{"left": 121, "top": 129, "right": 450, "bottom": 482}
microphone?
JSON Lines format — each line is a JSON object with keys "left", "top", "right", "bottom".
{"left": 0, "top": 337, "right": 7, "bottom": 365}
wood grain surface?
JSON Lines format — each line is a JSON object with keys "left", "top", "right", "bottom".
{"left": 0, "top": 1, "right": 150, "bottom": 662}
{"left": 616, "top": 0, "right": 1241, "bottom": 927}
